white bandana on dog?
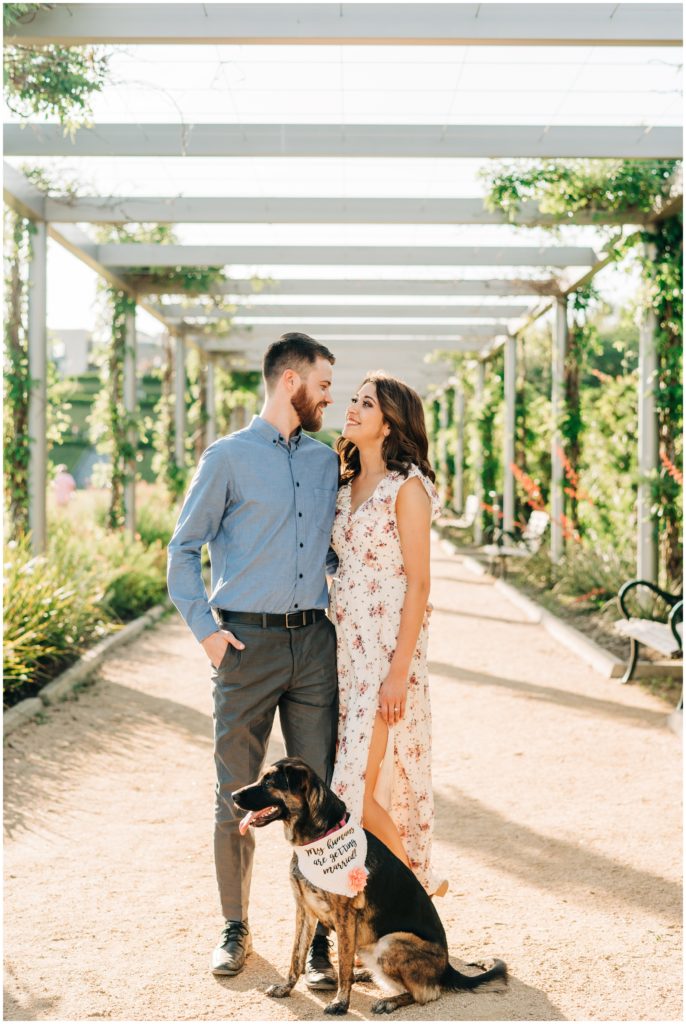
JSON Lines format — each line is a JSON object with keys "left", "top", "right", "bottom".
{"left": 295, "top": 818, "right": 369, "bottom": 898}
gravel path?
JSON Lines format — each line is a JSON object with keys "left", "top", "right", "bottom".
{"left": 4, "top": 542, "right": 682, "bottom": 1021}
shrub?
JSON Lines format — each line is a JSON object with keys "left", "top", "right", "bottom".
{"left": 3, "top": 531, "right": 110, "bottom": 705}
{"left": 3, "top": 496, "right": 169, "bottom": 707}
{"left": 102, "top": 567, "right": 167, "bottom": 621}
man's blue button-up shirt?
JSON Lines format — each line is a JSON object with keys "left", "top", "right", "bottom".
{"left": 167, "top": 415, "right": 339, "bottom": 643}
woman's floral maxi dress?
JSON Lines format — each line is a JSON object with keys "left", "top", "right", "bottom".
{"left": 329, "top": 465, "right": 442, "bottom": 892}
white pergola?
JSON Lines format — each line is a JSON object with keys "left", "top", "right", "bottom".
{"left": 4, "top": 2, "right": 681, "bottom": 585}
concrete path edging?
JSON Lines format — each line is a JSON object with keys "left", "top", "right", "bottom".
{"left": 439, "top": 539, "right": 659, "bottom": 682}
{"left": 3, "top": 602, "right": 171, "bottom": 740}
{"left": 450, "top": 548, "right": 683, "bottom": 684}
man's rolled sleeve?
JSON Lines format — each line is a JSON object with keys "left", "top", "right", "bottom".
{"left": 167, "top": 442, "right": 231, "bottom": 643}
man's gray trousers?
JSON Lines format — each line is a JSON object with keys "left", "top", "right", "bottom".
{"left": 212, "top": 616, "right": 338, "bottom": 922}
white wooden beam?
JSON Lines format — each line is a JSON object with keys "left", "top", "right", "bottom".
{"left": 100, "top": 244, "right": 596, "bottom": 268}
{"left": 7, "top": 4, "right": 681, "bottom": 47}
{"left": 197, "top": 335, "right": 493, "bottom": 353}
{"left": 40, "top": 195, "right": 652, "bottom": 227}
{"left": 137, "top": 277, "right": 561, "bottom": 298}
{"left": 2, "top": 163, "right": 175, "bottom": 330}
{"left": 9, "top": 123, "right": 681, "bottom": 159}
{"left": 158, "top": 302, "right": 530, "bottom": 320}
{"left": 200, "top": 323, "right": 508, "bottom": 340}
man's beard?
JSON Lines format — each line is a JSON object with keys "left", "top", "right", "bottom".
{"left": 291, "top": 383, "right": 325, "bottom": 432}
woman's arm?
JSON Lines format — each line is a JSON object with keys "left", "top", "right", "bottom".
{"left": 378, "top": 476, "right": 432, "bottom": 724}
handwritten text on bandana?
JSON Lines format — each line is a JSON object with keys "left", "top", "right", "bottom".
{"left": 295, "top": 820, "right": 368, "bottom": 897}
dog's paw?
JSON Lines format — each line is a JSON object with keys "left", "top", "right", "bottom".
{"left": 265, "top": 983, "right": 292, "bottom": 999}
{"left": 372, "top": 998, "right": 398, "bottom": 1014}
{"left": 324, "top": 998, "right": 350, "bottom": 1015}
{"left": 353, "top": 968, "right": 373, "bottom": 983}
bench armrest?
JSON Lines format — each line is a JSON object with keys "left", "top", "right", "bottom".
{"left": 668, "top": 600, "right": 683, "bottom": 651}
{"left": 618, "top": 579, "right": 682, "bottom": 620}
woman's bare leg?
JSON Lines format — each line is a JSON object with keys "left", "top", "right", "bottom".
{"left": 362, "top": 712, "right": 410, "bottom": 868}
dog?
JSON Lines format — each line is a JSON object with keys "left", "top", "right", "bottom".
{"left": 232, "top": 756, "right": 507, "bottom": 1015}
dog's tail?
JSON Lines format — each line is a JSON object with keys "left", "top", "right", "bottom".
{"left": 440, "top": 959, "right": 508, "bottom": 991}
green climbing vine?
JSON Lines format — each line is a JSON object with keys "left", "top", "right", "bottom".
{"left": 479, "top": 353, "right": 504, "bottom": 534}
{"left": 3, "top": 4, "right": 110, "bottom": 132}
{"left": 150, "top": 332, "right": 188, "bottom": 504}
{"left": 93, "top": 222, "right": 232, "bottom": 513}
{"left": 3, "top": 210, "right": 34, "bottom": 537}
{"left": 90, "top": 290, "right": 137, "bottom": 530}
{"left": 482, "top": 158, "right": 683, "bottom": 583}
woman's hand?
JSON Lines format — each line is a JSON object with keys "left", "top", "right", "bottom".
{"left": 378, "top": 669, "right": 408, "bottom": 726}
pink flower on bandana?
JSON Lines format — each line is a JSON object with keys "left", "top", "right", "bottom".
{"left": 348, "top": 866, "right": 368, "bottom": 893}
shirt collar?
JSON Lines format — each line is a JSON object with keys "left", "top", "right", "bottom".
{"left": 249, "top": 415, "right": 303, "bottom": 449}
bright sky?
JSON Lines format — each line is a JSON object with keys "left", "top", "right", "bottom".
{"left": 5, "top": 12, "right": 682, "bottom": 338}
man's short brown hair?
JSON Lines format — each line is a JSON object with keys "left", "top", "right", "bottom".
{"left": 263, "top": 333, "right": 335, "bottom": 390}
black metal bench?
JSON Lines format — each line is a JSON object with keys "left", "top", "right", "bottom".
{"left": 615, "top": 580, "right": 683, "bottom": 699}
{"left": 481, "top": 510, "right": 550, "bottom": 578}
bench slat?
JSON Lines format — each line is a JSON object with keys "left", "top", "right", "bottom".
{"left": 614, "top": 618, "right": 682, "bottom": 657}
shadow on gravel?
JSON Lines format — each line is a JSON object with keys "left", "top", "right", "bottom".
{"left": 213, "top": 952, "right": 562, "bottom": 1021}
{"left": 432, "top": 605, "right": 536, "bottom": 626}
{"left": 428, "top": 661, "right": 671, "bottom": 730}
{"left": 434, "top": 787, "right": 682, "bottom": 924}
{"left": 3, "top": 976, "right": 63, "bottom": 1021}
{"left": 3, "top": 681, "right": 214, "bottom": 840}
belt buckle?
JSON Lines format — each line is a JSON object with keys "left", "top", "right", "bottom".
{"left": 285, "top": 610, "right": 306, "bottom": 629}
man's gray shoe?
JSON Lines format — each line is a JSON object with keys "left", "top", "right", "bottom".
{"left": 211, "top": 920, "right": 252, "bottom": 976}
{"left": 304, "top": 933, "right": 337, "bottom": 990}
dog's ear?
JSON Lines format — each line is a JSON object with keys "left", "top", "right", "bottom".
{"left": 281, "top": 761, "right": 309, "bottom": 797}
{"left": 305, "top": 773, "right": 347, "bottom": 833}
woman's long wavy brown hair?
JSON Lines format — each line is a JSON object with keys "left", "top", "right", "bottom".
{"left": 336, "top": 371, "right": 436, "bottom": 484}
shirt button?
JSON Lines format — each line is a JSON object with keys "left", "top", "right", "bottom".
{"left": 272, "top": 439, "right": 276, "bottom": 444}
{"left": 298, "top": 512, "right": 302, "bottom": 517}
{"left": 294, "top": 603, "right": 299, "bottom": 608}
{"left": 299, "top": 573, "right": 303, "bottom": 579}
{"left": 296, "top": 482, "right": 300, "bottom": 487}
{"left": 299, "top": 542, "right": 304, "bottom": 548}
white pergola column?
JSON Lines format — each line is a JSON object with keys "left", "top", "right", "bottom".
{"left": 28, "top": 221, "right": 47, "bottom": 553}
{"left": 473, "top": 361, "right": 485, "bottom": 545}
{"left": 454, "top": 387, "right": 465, "bottom": 514}
{"left": 206, "top": 358, "right": 217, "bottom": 447}
{"left": 637, "top": 307, "right": 659, "bottom": 583}
{"left": 123, "top": 306, "right": 137, "bottom": 537}
{"left": 174, "top": 333, "right": 187, "bottom": 468}
{"left": 439, "top": 390, "right": 450, "bottom": 505}
{"left": 503, "top": 335, "right": 517, "bottom": 534}
{"left": 551, "top": 298, "right": 568, "bottom": 562}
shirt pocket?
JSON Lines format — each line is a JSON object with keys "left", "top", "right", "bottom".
{"left": 313, "top": 487, "right": 338, "bottom": 535}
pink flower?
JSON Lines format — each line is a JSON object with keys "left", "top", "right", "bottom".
{"left": 348, "top": 867, "right": 368, "bottom": 893}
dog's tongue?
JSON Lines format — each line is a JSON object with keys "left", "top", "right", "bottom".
{"left": 238, "top": 811, "right": 257, "bottom": 836}
{"left": 238, "top": 806, "right": 277, "bottom": 835}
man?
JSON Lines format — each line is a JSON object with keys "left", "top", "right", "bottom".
{"left": 167, "top": 333, "right": 339, "bottom": 987}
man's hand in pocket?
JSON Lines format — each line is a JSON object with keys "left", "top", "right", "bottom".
{"left": 201, "top": 629, "right": 245, "bottom": 669}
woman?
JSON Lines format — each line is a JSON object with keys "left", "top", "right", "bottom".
{"left": 329, "top": 371, "right": 446, "bottom": 896}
